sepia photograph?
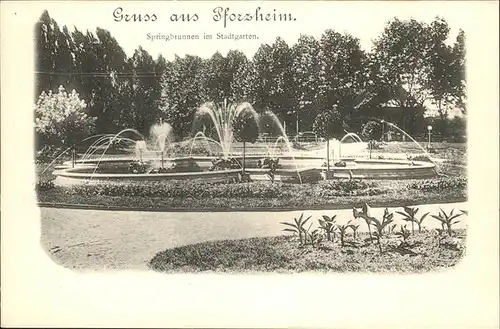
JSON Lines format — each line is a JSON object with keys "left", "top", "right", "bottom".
{"left": 35, "top": 4, "right": 468, "bottom": 273}
{"left": 1, "top": 1, "right": 498, "bottom": 328}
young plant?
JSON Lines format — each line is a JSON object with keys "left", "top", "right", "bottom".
{"left": 394, "top": 225, "right": 411, "bottom": 245}
{"left": 353, "top": 203, "right": 375, "bottom": 242}
{"left": 382, "top": 208, "right": 394, "bottom": 226}
{"left": 337, "top": 220, "right": 352, "bottom": 247}
{"left": 415, "top": 212, "right": 430, "bottom": 233}
{"left": 280, "top": 213, "right": 311, "bottom": 245}
{"left": 349, "top": 223, "right": 360, "bottom": 240}
{"left": 431, "top": 208, "right": 464, "bottom": 237}
{"left": 318, "top": 214, "right": 337, "bottom": 242}
{"left": 388, "top": 223, "right": 397, "bottom": 235}
{"left": 370, "top": 209, "right": 394, "bottom": 253}
{"left": 267, "top": 168, "right": 276, "bottom": 183}
{"left": 306, "top": 228, "right": 323, "bottom": 248}
{"left": 396, "top": 206, "right": 419, "bottom": 234}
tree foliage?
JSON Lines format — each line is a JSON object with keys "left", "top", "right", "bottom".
{"left": 312, "top": 106, "right": 345, "bottom": 140}
{"left": 35, "top": 11, "right": 467, "bottom": 149}
{"left": 35, "top": 85, "right": 95, "bottom": 147}
{"left": 361, "top": 121, "right": 382, "bottom": 141}
{"left": 232, "top": 112, "right": 259, "bottom": 144}
{"left": 290, "top": 35, "right": 322, "bottom": 128}
{"left": 372, "top": 17, "right": 466, "bottom": 117}
{"left": 160, "top": 55, "right": 206, "bottom": 138}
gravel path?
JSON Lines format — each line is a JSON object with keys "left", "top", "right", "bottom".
{"left": 40, "top": 202, "right": 468, "bottom": 271}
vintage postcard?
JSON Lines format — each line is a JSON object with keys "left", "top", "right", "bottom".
{"left": 1, "top": 1, "right": 498, "bottom": 327}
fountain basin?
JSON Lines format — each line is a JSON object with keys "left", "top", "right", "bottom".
{"left": 324, "top": 159, "right": 437, "bottom": 179}
{"left": 52, "top": 156, "right": 436, "bottom": 186}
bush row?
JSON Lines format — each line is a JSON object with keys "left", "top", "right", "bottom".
{"left": 61, "top": 179, "right": 385, "bottom": 199}
{"left": 407, "top": 177, "right": 467, "bottom": 192}
{"left": 67, "top": 181, "right": 286, "bottom": 198}
{"left": 36, "top": 180, "right": 55, "bottom": 191}
{"left": 316, "top": 179, "right": 384, "bottom": 197}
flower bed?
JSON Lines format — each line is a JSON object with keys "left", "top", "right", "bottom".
{"left": 407, "top": 177, "right": 467, "bottom": 192}
{"left": 149, "top": 230, "right": 466, "bottom": 273}
{"left": 60, "top": 179, "right": 385, "bottom": 199}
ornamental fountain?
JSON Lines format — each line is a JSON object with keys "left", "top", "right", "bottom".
{"left": 48, "top": 101, "right": 437, "bottom": 185}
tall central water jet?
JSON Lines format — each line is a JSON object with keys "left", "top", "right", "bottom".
{"left": 150, "top": 121, "right": 173, "bottom": 168}
{"left": 195, "top": 99, "right": 259, "bottom": 159}
{"left": 150, "top": 121, "right": 173, "bottom": 153}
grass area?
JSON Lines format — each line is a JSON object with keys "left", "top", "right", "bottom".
{"left": 149, "top": 230, "right": 466, "bottom": 273}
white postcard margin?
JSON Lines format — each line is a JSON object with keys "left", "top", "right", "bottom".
{"left": 1, "top": 1, "right": 498, "bottom": 328}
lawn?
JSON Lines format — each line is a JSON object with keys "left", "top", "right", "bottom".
{"left": 149, "top": 230, "right": 466, "bottom": 273}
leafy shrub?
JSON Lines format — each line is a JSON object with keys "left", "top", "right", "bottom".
{"left": 298, "top": 170, "right": 323, "bottom": 184}
{"left": 36, "top": 179, "right": 55, "bottom": 191}
{"left": 170, "top": 143, "right": 213, "bottom": 156}
{"left": 407, "top": 177, "right": 467, "bottom": 192}
{"left": 407, "top": 154, "right": 432, "bottom": 162}
{"left": 209, "top": 158, "right": 241, "bottom": 171}
{"left": 361, "top": 121, "right": 382, "bottom": 141}
{"left": 36, "top": 145, "right": 64, "bottom": 164}
{"left": 35, "top": 86, "right": 95, "bottom": 148}
{"left": 128, "top": 161, "right": 149, "bottom": 174}
{"left": 67, "top": 181, "right": 287, "bottom": 199}
{"left": 317, "top": 179, "right": 384, "bottom": 197}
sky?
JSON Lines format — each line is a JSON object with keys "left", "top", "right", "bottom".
{"left": 30, "top": 1, "right": 470, "bottom": 60}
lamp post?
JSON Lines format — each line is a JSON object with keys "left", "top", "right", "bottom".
{"left": 427, "top": 125, "right": 432, "bottom": 149}
{"left": 71, "top": 145, "right": 76, "bottom": 168}
{"left": 296, "top": 112, "right": 299, "bottom": 135}
{"left": 381, "top": 119, "right": 385, "bottom": 142}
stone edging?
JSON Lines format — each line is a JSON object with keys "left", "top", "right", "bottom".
{"left": 37, "top": 199, "right": 467, "bottom": 213}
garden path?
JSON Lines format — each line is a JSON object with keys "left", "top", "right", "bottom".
{"left": 40, "top": 202, "right": 467, "bottom": 271}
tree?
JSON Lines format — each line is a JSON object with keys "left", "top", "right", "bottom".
{"left": 129, "top": 46, "right": 164, "bottom": 136}
{"left": 232, "top": 111, "right": 258, "bottom": 173}
{"left": 35, "top": 85, "right": 95, "bottom": 148}
{"left": 450, "top": 29, "right": 466, "bottom": 115}
{"left": 361, "top": 121, "right": 382, "bottom": 158}
{"left": 161, "top": 55, "right": 207, "bottom": 138}
{"left": 252, "top": 38, "right": 294, "bottom": 118}
{"left": 313, "top": 106, "right": 344, "bottom": 172}
{"left": 227, "top": 50, "right": 253, "bottom": 102}
{"left": 318, "top": 30, "right": 367, "bottom": 123}
{"left": 95, "top": 27, "right": 129, "bottom": 132}
{"left": 35, "top": 10, "right": 54, "bottom": 97}
{"left": 203, "top": 52, "right": 230, "bottom": 102}
{"left": 425, "top": 18, "right": 465, "bottom": 123}
{"left": 372, "top": 18, "right": 433, "bottom": 109}
{"left": 290, "top": 34, "right": 322, "bottom": 131}
{"left": 35, "top": 11, "right": 76, "bottom": 97}
{"left": 70, "top": 27, "right": 129, "bottom": 133}
{"left": 361, "top": 121, "right": 382, "bottom": 141}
